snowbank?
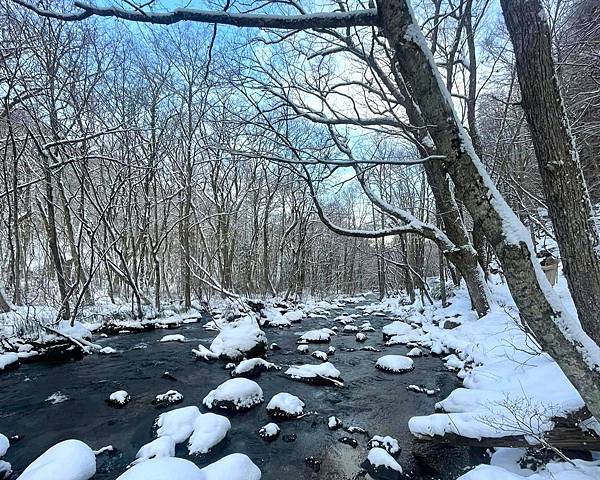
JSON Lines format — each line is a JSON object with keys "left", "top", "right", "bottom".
{"left": 0, "top": 353, "right": 18, "bottom": 371}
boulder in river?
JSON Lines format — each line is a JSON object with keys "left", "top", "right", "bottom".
{"left": 230, "top": 358, "right": 280, "bottom": 378}
{"left": 375, "top": 355, "right": 414, "bottom": 373}
{"left": 258, "top": 422, "right": 280, "bottom": 441}
{"left": 361, "top": 447, "right": 403, "bottom": 480}
{"left": 203, "top": 378, "right": 264, "bottom": 411}
{"left": 266, "top": 392, "right": 305, "bottom": 419}
{"left": 284, "top": 362, "right": 342, "bottom": 386}
{"left": 209, "top": 316, "right": 267, "bottom": 361}
{"left": 107, "top": 390, "right": 130, "bottom": 408}
{"left": 153, "top": 390, "right": 184, "bottom": 407}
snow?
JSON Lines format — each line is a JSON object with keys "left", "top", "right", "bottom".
{"left": 131, "top": 436, "right": 176, "bottom": 465}
{"left": 366, "top": 447, "right": 402, "bottom": 472}
{"left": 192, "top": 344, "right": 218, "bottom": 361}
{"left": 406, "top": 347, "right": 422, "bottom": 357}
{"left": 297, "top": 344, "right": 309, "bottom": 353}
{"left": 17, "top": 439, "right": 96, "bottom": 480}
{"left": 0, "top": 353, "right": 18, "bottom": 371}
{"left": 0, "top": 435, "right": 7, "bottom": 459}
{"left": 343, "top": 325, "right": 359, "bottom": 333}
{"left": 188, "top": 413, "right": 231, "bottom": 454}
{"left": 99, "top": 347, "right": 117, "bottom": 355}
{"left": 311, "top": 350, "right": 328, "bottom": 361}
{"left": 382, "top": 321, "right": 413, "bottom": 338}
{"left": 283, "top": 309, "right": 304, "bottom": 323}
{"left": 298, "top": 328, "right": 336, "bottom": 343}
{"left": 154, "top": 390, "right": 183, "bottom": 405}
{"left": 203, "top": 378, "right": 264, "bottom": 410}
{"left": 368, "top": 435, "right": 400, "bottom": 454}
{"left": 160, "top": 334, "right": 185, "bottom": 343}
{"left": 45, "top": 391, "right": 69, "bottom": 404}
{"left": 285, "top": 362, "right": 341, "bottom": 382}
{"left": 266, "top": 392, "right": 305, "bottom": 417}
{"left": 328, "top": 416, "right": 342, "bottom": 430}
{"left": 264, "top": 308, "right": 290, "bottom": 327}
{"left": 201, "top": 453, "right": 261, "bottom": 480}
{"left": 56, "top": 320, "right": 92, "bottom": 341}
{"left": 375, "top": 355, "right": 414, "bottom": 373}
{"left": 117, "top": 457, "right": 204, "bottom": 480}
{"left": 109, "top": 390, "right": 130, "bottom": 406}
{"left": 231, "top": 358, "right": 279, "bottom": 376}
{"left": 458, "top": 457, "right": 600, "bottom": 480}
{"left": 258, "top": 422, "right": 280, "bottom": 440}
{"left": 156, "top": 406, "right": 200, "bottom": 444}
{"left": 0, "top": 460, "right": 11, "bottom": 478}
{"left": 209, "top": 316, "right": 267, "bottom": 360}
{"left": 355, "top": 333, "right": 367, "bottom": 342}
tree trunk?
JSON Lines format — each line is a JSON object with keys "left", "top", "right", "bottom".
{"left": 377, "top": 0, "right": 600, "bottom": 418}
{"left": 501, "top": 0, "right": 600, "bottom": 345}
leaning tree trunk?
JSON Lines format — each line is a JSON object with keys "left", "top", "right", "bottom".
{"left": 501, "top": 0, "right": 600, "bottom": 346}
{"left": 377, "top": 0, "right": 600, "bottom": 418}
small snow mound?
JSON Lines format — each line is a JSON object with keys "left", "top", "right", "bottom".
{"left": 203, "top": 378, "right": 264, "bottom": 411}
{"left": 375, "top": 355, "right": 414, "bottom": 373}
{"left": 99, "top": 347, "right": 117, "bottom": 355}
{"left": 283, "top": 310, "right": 304, "bottom": 323}
{"left": 355, "top": 333, "right": 367, "bottom": 342}
{"left": 17, "top": 439, "right": 96, "bottom": 480}
{"left": 156, "top": 406, "right": 201, "bottom": 444}
{"left": 382, "top": 321, "right": 413, "bottom": 340}
{"left": 343, "top": 325, "right": 359, "bottom": 333}
{"left": 131, "top": 436, "right": 176, "bottom": 466}
{"left": 328, "top": 416, "right": 342, "bottom": 430}
{"left": 368, "top": 435, "right": 400, "bottom": 455}
{"left": 160, "top": 334, "right": 185, "bottom": 343}
{"left": 362, "top": 447, "right": 402, "bottom": 478}
{"left": 266, "top": 393, "right": 305, "bottom": 418}
{"left": 108, "top": 390, "right": 131, "bottom": 407}
{"left": 406, "top": 347, "right": 422, "bottom": 357}
{"left": 297, "top": 345, "right": 309, "bottom": 354}
{"left": 117, "top": 457, "right": 204, "bottom": 480}
{"left": 192, "top": 344, "right": 218, "bottom": 361}
{"left": 201, "top": 453, "right": 261, "bottom": 480}
{"left": 258, "top": 423, "right": 280, "bottom": 440}
{"left": 231, "top": 358, "right": 279, "bottom": 378}
{"left": 311, "top": 350, "right": 328, "bottom": 362}
{"left": 285, "top": 362, "right": 342, "bottom": 386}
{"left": 298, "top": 328, "right": 336, "bottom": 344}
{"left": 188, "top": 413, "right": 231, "bottom": 454}
{"left": 210, "top": 316, "right": 267, "bottom": 360}
{"left": 263, "top": 308, "right": 290, "bottom": 327}
{"left": 153, "top": 390, "right": 184, "bottom": 406}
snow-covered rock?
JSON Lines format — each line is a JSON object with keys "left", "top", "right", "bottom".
{"left": 343, "top": 325, "right": 359, "bottom": 333}
{"left": 328, "top": 416, "right": 342, "bottom": 430}
{"left": 355, "top": 333, "right": 367, "bottom": 342}
{"left": 382, "top": 321, "right": 413, "bottom": 340}
{"left": 263, "top": 308, "right": 290, "bottom": 327}
{"left": 0, "top": 353, "right": 18, "bottom": 371}
{"left": 107, "top": 390, "right": 131, "bottom": 407}
{"left": 201, "top": 453, "right": 261, "bottom": 480}
{"left": 297, "top": 345, "right": 309, "bottom": 354}
{"left": 117, "top": 457, "right": 204, "bottom": 480}
{"left": 266, "top": 392, "right": 305, "bottom": 418}
{"left": 17, "top": 439, "right": 96, "bottom": 480}
{"left": 258, "top": 423, "right": 280, "bottom": 441}
{"left": 311, "top": 350, "right": 328, "bottom": 362}
{"left": 285, "top": 362, "right": 342, "bottom": 386}
{"left": 0, "top": 460, "right": 10, "bottom": 479}
{"left": 407, "top": 385, "right": 437, "bottom": 395}
{"left": 99, "top": 346, "right": 117, "bottom": 355}
{"left": 283, "top": 310, "right": 304, "bottom": 323}
{"left": 0, "top": 434, "right": 8, "bottom": 457}
{"left": 230, "top": 358, "right": 279, "bottom": 378}
{"left": 156, "top": 406, "right": 200, "bottom": 444}
{"left": 375, "top": 355, "right": 414, "bottom": 373}
{"left": 297, "top": 328, "right": 336, "bottom": 344}
{"left": 192, "top": 344, "right": 219, "bottom": 361}
{"left": 131, "top": 436, "right": 176, "bottom": 466}
{"left": 406, "top": 347, "right": 422, "bottom": 357}
{"left": 153, "top": 390, "right": 184, "bottom": 407}
{"left": 45, "top": 391, "right": 69, "bottom": 404}
{"left": 203, "top": 378, "right": 264, "bottom": 411}
{"left": 209, "top": 316, "right": 267, "bottom": 360}
{"left": 188, "top": 413, "right": 231, "bottom": 454}
{"left": 160, "top": 334, "right": 185, "bottom": 343}
{"left": 367, "top": 435, "right": 400, "bottom": 455}
{"left": 361, "top": 447, "right": 403, "bottom": 479}
{"left": 360, "top": 322, "right": 375, "bottom": 332}
{"left": 327, "top": 346, "right": 336, "bottom": 355}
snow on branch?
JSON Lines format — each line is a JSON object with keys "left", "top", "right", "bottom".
{"left": 12, "top": 0, "right": 379, "bottom": 30}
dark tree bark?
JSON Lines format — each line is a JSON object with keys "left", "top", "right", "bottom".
{"left": 501, "top": 0, "right": 600, "bottom": 346}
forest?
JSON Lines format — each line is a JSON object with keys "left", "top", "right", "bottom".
{"left": 0, "top": 0, "right": 599, "bottom": 479}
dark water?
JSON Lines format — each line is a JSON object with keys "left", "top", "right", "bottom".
{"left": 0, "top": 301, "right": 483, "bottom": 479}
